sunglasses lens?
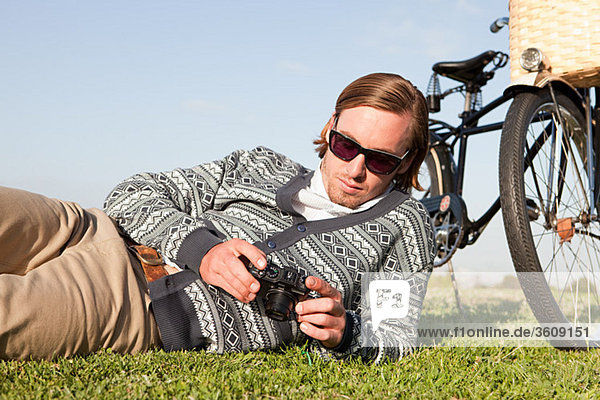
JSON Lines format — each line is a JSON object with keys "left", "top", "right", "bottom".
{"left": 330, "top": 130, "right": 401, "bottom": 175}
{"left": 365, "top": 153, "right": 398, "bottom": 174}
{"left": 331, "top": 132, "right": 359, "bottom": 160}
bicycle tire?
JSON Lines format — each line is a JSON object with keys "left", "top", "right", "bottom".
{"left": 418, "top": 144, "right": 455, "bottom": 200}
{"left": 499, "top": 88, "right": 600, "bottom": 348}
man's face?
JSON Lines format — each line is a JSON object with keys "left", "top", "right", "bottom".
{"left": 321, "top": 106, "right": 413, "bottom": 209}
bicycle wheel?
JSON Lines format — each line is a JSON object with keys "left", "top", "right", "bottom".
{"left": 417, "top": 144, "right": 454, "bottom": 200}
{"left": 500, "top": 88, "right": 600, "bottom": 348}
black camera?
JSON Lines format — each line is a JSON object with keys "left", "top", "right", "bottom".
{"left": 248, "top": 263, "right": 310, "bottom": 321}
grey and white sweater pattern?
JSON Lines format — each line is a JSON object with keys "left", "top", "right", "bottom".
{"left": 104, "top": 147, "right": 435, "bottom": 362}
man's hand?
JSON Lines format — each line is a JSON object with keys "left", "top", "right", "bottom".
{"left": 295, "top": 276, "right": 346, "bottom": 348}
{"left": 199, "top": 238, "right": 267, "bottom": 303}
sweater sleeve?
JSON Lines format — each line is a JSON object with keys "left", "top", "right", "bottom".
{"left": 103, "top": 149, "right": 245, "bottom": 273}
{"left": 309, "top": 199, "right": 435, "bottom": 363}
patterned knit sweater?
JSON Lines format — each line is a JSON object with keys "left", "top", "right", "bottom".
{"left": 104, "top": 147, "right": 434, "bottom": 363}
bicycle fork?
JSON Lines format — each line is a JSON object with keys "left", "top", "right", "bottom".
{"left": 592, "top": 88, "right": 600, "bottom": 214}
{"left": 542, "top": 84, "right": 599, "bottom": 242}
{"left": 584, "top": 87, "right": 598, "bottom": 218}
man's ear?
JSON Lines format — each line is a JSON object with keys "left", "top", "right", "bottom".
{"left": 325, "top": 113, "right": 336, "bottom": 143}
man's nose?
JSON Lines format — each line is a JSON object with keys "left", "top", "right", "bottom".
{"left": 346, "top": 154, "right": 367, "bottom": 180}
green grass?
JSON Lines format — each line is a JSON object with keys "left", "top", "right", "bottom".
{"left": 2, "top": 346, "right": 599, "bottom": 399}
{"left": 2, "top": 273, "right": 600, "bottom": 399}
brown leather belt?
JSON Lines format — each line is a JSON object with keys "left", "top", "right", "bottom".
{"left": 128, "top": 244, "right": 170, "bottom": 283}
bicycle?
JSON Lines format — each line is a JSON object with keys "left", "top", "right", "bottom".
{"left": 418, "top": 16, "right": 600, "bottom": 348}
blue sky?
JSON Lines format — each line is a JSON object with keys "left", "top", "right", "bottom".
{"left": 2, "top": 0, "right": 513, "bottom": 271}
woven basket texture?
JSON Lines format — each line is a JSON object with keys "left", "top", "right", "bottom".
{"left": 509, "top": 0, "right": 600, "bottom": 87}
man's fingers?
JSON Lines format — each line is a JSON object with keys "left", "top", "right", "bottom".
{"left": 224, "top": 254, "right": 261, "bottom": 293}
{"left": 296, "top": 313, "right": 342, "bottom": 329}
{"left": 296, "top": 297, "right": 344, "bottom": 317}
{"left": 299, "top": 322, "right": 340, "bottom": 346}
{"left": 199, "top": 239, "right": 264, "bottom": 302}
{"left": 221, "top": 270, "right": 255, "bottom": 299}
{"left": 216, "top": 278, "right": 254, "bottom": 303}
{"left": 230, "top": 238, "right": 267, "bottom": 269}
{"left": 305, "top": 276, "right": 341, "bottom": 300}
{"left": 217, "top": 255, "right": 261, "bottom": 300}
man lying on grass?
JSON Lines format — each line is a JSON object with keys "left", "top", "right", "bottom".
{"left": 0, "top": 72, "right": 434, "bottom": 363}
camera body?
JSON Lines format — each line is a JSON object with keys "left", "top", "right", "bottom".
{"left": 248, "top": 263, "right": 310, "bottom": 321}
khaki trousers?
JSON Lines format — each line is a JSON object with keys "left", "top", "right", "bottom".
{"left": 0, "top": 186, "right": 161, "bottom": 360}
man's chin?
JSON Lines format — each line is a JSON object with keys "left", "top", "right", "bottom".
{"left": 329, "top": 192, "right": 363, "bottom": 210}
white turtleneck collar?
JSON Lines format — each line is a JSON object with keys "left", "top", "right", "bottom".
{"left": 290, "top": 163, "right": 393, "bottom": 221}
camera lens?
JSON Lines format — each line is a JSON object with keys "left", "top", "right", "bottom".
{"left": 265, "top": 289, "right": 297, "bottom": 321}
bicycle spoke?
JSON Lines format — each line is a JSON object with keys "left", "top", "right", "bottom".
{"left": 525, "top": 140, "right": 549, "bottom": 218}
{"left": 554, "top": 106, "right": 591, "bottom": 213}
{"left": 553, "top": 122, "right": 570, "bottom": 215}
{"left": 524, "top": 120, "right": 554, "bottom": 218}
{"left": 541, "top": 232, "right": 564, "bottom": 274}
{"left": 558, "top": 245, "right": 576, "bottom": 317}
{"left": 548, "top": 221, "right": 600, "bottom": 323}
{"left": 565, "top": 241, "right": 597, "bottom": 323}
{"left": 545, "top": 230, "right": 561, "bottom": 293}
{"left": 584, "top": 241, "right": 600, "bottom": 308}
{"left": 554, "top": 243, "right": 587, "bottom": 321}
{"left": 546, "top": 118, "right": 558, "bottom": 215}
{"left": 568, "top": 145, "right": 591, "bottom": 212}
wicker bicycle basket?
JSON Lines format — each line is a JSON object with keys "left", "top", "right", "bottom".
{"left": 509, "top": 0, "right": 600, "bottom": 87}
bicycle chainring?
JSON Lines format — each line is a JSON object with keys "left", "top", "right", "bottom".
{"left": 420, "top": 193, "right": 467, "bottom": 267}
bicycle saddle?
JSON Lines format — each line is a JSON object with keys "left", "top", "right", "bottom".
{"left": 432, "top": 50, "right": 498, "bottom": 84}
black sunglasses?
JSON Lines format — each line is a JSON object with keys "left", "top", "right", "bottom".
{"left": 328, "top": 129, "right": 410, "bottom": 175}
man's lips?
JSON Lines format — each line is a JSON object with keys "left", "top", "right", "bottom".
{"left": 338, "top": 178, "right": 362, "bottom": 194}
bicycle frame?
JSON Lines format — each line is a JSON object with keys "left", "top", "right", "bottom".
{"left": 429, "top": 91, "right": 515, "bottom": 245}
{"left": 429, "top": 84, "right": 600, "bottom": 247}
